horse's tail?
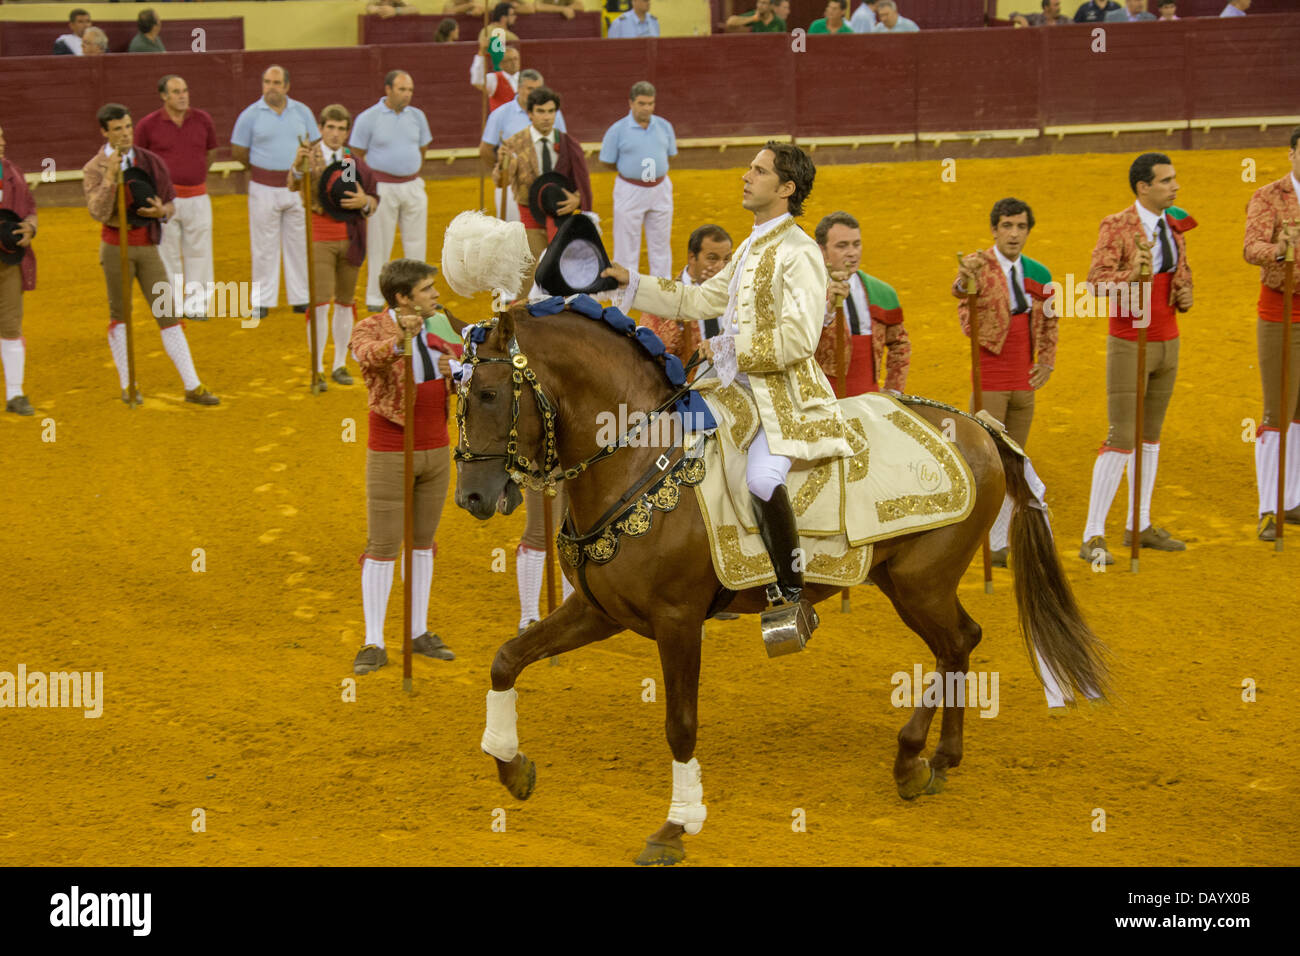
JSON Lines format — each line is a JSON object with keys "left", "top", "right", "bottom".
{"left": 997, "top": 437, "right": 1111, "bottom": 703}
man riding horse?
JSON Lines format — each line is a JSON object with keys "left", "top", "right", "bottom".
{"left": 603, "top": 142, "right": 853, "bottom": 632}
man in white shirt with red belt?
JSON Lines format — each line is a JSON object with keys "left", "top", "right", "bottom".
{"left": 350, "top": 70, "right": 433, "bottom": 315}
{"left": 231, "top": 65, "right": 318, "bottom": 319}
{"left": 599, "top": 81, "right": 676, "bottom": 278}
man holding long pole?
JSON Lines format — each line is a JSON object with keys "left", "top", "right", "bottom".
{"left": 1243, "top": 127, "right": 1300, "bottom": 543}
{"left": 1079, "top": 152, "right": 1194, "bottom": 564}
{"left": 83, "top": 103, "right": 218, "bottom": 406}
{"left": 349, "top": 259, "right": 460, "bottom": 675}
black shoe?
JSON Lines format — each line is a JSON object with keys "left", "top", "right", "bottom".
{"left": 353, "top": 644, "right": 388, "bottom": 674}
{"left": 750, "top": 486, "right": 804, "bottom": 605}
{"left": 291, "top": 304, "right": 308, "bottom": 314}
{"left": 331, "top": 366, "right": 354, "bottom": 386}
{"left": 249, "top": 307, "right": 269, "bottom": 320}
{"left": 366, "top": 303, "right": 385, "bottom": 315}
{"left": 5, "top": 395, "right": 34, "bottom": 416}
{"left": 412, "top": 632, "right": 455, "bottom": 661}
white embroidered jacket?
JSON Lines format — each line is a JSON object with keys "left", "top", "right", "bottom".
{"left": 629, "top": 217, "right": 852, "bottom": 462}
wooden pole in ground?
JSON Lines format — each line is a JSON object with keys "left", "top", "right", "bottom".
{"left": 402, "top": 318, "right": 415, "bottom": 693}
{"left": 1131, "top": 236, "right": 1152, "bottom": 574}
{"left": 831, "top": 273, "right": 851, "bottom": 613}
{"left": 116, "top": 165, "right": 139, "bottom": 407}
{"left": 959, "top": 253, "right": 993, "bottom": 593}
{"left": 298, "top": 136, "right": 322, "bottom": 395}
{"left": 1276, "top": 223, "right": 1295, "bottom": 552}
{"left": 479, "top": 8, "right": 491, "bottom": 213}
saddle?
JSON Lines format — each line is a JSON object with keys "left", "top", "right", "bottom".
{"left": 692, "top": 381, "right": 976, "bottom": 590}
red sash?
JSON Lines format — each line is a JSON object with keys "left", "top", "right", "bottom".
{"left": 1110, "top": 272, "right": 1178, "bottom": 342}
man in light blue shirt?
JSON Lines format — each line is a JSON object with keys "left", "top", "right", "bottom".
{"left": 607, "top": 0, "right": 659, "bottom": 38}
{"left": 1220, "top": 0, "right": 1249, "bottom": 16}
{"left": 850, "top": 1, "right": 880, "bottom": 33}
{"left": 872, "top": 0, "right": 919, "bottom": 32}
{"left": 599, "top": 81, "right": 676, "bottom": 278}
{"left": 479, "top": 69, "right": 567, "bottom": 221}
{"left": 231, "top": 65, "right": 318, "bottom": 315}
{"left": 350, "top": 70, "right": 433, "bottom": 312}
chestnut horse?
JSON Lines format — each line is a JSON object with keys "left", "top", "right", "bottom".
{"left": 453, "top": 304, "right": 1108, "bottom": 865}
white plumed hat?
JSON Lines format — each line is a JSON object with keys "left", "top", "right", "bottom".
{"left": 441, "top": 211, "right": 534, "bottom": 309}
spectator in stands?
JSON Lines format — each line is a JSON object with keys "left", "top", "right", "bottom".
{"left": 472, "top": 43, "right": 522, "bottom": 113}
{"left": 810, "top": 0, "right": 854, "bottom": 33}
{"left": 1105, "top": 0, "right": 1154, "bottom": 21}
{"left": 435, "top": 18, "right": 461, "bottom": 41}
{"left": 872, "top": 1, "right": 919, "bottom": 32}
{"left": 726, "top": 0, "right": 785, "bottom": 33}
{"left": 230, "top": 65, "right": 318, "bottom": 318}
{"left": 600, "top": 80, "right": 676, "bottom": 279}
{"left": 53, "top": 9, "right": 92, "bottom": 55}
{"left": 1073, "top": 0, "right": 1120, "bottom": 22}
{"left": 481, "top": 69, "right": 568, "bottom": 220}
{"left": 773, "top": 0, "right": 792, "bottom": 27}
{"left": 81, "top": 27, "right": 108, "bottom": 56}
{"left": 350, "top": 71, "right": 433, "bottom": 316}
{"left": 494, "top": 86, "right": 593, "bottom": 290}
{"left": 129, "top": 10, "right": 166, "bottom": 54}
{"left": 850, "top": 1, "right": 880, "bottom": 33}
{"left": 1011, "top": 0, "right": 1071, "bottom": 26}
{"left": 480, "top": 2, "right": 521, "bottom": 68}
{"left": 368, "top": 0, "right": 418, "bottom": 16}
{"left": 537, "top": 0, "right": 586, "bottom": 18}
{"left": 1220, "top": 0, "right": 1250, "bottom": 15}
{"left": 1157, "top": 0, "right": 1178, "bottom": 19}
{"left": 135, "top": 75, "right": 218, "bottom": 322}
{"left": 608, "top": 0, "right": 659, "bottom": 38}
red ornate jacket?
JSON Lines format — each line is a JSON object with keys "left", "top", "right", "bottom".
{"left": 1243, "top": 175, "right": 1300, "bottom": 291}
{"left": 349, "top": 309, "right": 462, "bottom": 427}
{"left": 0, "top": 157, "right": 37, "bottom": 290}
{"left": 813, "top": 270, "right": 911, "bottom": 393}
{"left": 950, "top": 248, "right": 1059, "bottom": 370}
{"left": 1087, "top": 203, "right": 1194, "bottom": 317}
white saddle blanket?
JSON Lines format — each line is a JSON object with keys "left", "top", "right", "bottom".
{"left": 690, "top": 384, "right": 975, "bottom": 590}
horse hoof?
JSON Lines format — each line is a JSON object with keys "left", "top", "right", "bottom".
{"left": 897, "top": 758, "right": 936, "bottom": 801}
{"left": 925, "top": 767, "right": 948, "bottom": 794}
{"left": 636, "top": 839, "right": 685, "bottom": 866}
{"left": 502, "top": 753, "right": 536, "bottom": 800}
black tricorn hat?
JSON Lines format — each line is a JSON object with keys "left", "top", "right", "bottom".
{"left": 533, "top": 213, "right": 618, "bottom": 298}
{"left": 318, "top": 159, "right": 362, "bottom": 222}
{"left": 122, "top": 166, "right": 159, "bottom": 228}
{"left": 527, "top": 170, "right": 575, "bottom": 231}
{"left": 0, "top": 209, "right": 27, "bottom": 265}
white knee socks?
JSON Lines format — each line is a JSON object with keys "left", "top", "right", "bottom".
{"left": 1124, "top": 441, "right": 1159, "bottom": 532}
{"left": 333, "top": 305, "right": 354, "bottom": 372}
{"left": 516, "top": 546, "right": 544, "bottom": 630}
{"left": 309, "top": 306, "right": 329, "bottom": 374}
{"left": 1257, "top": 429, "right": 1279, "bottom": 516}
{"left": 410, "top": 548, "right": 432, "bottom": 639}
{"left": 160, "top": 324, "right": 200, "bottom": 390}
{"left": 107, "top": 323, "right": 130, "bottom": 389}
{"left": 1083, "top": 449, "right": 1128, "bottom": 542}
{"left": 362, "top": 558, "right": 394, "bottom": 648}
{"left": 0, "top": 338, "right": 23, "bottom": 400}
{"left": 1288, "top": 422, "right": 1300, "bottom": 511}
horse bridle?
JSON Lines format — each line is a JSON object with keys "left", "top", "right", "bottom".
{"left": 452, "top": 321, "right": 704, "bottom": 494}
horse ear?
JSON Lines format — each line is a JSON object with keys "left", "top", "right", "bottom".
{"left": 488, "top": 306, "right": 515, "bottom": 351}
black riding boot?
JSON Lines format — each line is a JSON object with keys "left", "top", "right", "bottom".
{"left": 750, "top": 485, "right": 804, "bottom": 605}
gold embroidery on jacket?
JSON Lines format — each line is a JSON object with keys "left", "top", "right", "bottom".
{"left": 846, "top": 418, "right": 870, "bottom": 483}
{"left": 737, "top": 244, "right": 781, "bottom": 370}
{"left": 711, "top": 383, "right": 758, "bottom": 449}
{"left": 768, "top": 373, "right": 846, "bottom": 443}
{"left": 792, "top": 463, "right": 832, "bottom": 516}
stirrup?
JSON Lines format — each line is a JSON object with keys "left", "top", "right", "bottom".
{"left": 760, "top": 586, "right": 817, "bottom": 658}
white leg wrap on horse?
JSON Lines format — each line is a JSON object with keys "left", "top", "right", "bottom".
{"left": 667, "top": 757, "right": 707, "bottom": 835}
{"left": 481, "top": 688, "right": 519, "bottom": 762}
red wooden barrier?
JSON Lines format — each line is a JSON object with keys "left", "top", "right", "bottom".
{"left": 0, "top": 19, "right": 244, "bottom": 57}
{"left": 1, "top": 16, "right": 1295, "bottom": 177}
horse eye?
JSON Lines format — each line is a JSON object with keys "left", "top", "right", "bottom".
{"left": 479, "top": 389, "right": 496, "bottom": 402}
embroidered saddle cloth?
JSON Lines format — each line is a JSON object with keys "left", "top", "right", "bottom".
{"left": 692, "top": 381, "right": 975, "bottom": 589}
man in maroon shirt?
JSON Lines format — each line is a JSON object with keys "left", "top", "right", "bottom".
{"left": 347, "top": 258, "right": 461, "bottom": 674}
{"left": 134, "top": 75, "right": 218, "bottom": 321}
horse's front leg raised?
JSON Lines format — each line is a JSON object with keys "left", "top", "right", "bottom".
{"left": 481, "top": 596, "right": 621, "bottom": 800}
{"left": 636, "top": 623, "right": 705, "bottom": 867}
